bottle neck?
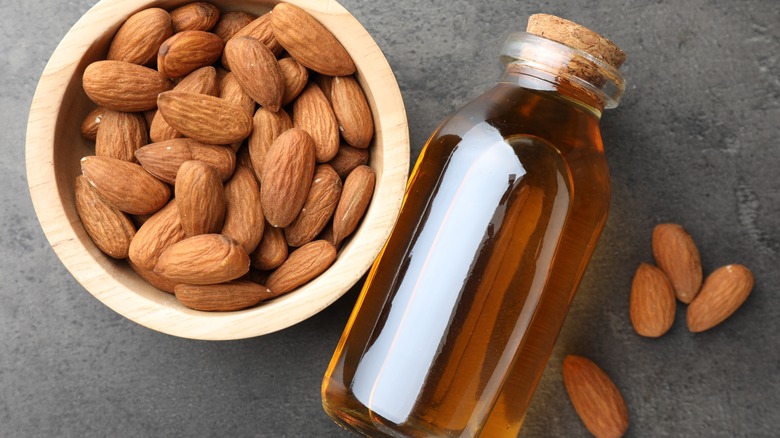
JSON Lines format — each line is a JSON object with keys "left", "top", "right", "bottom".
{"left": 499, "top": 32, "right": 626, "bottom": 117}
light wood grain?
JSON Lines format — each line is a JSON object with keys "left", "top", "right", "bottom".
{"left": 26, "top": 0, "right": 409, "bottom": 340}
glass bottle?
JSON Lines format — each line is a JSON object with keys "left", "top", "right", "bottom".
{"left": 322, "top": 14, "right": 627, "bottom": 437}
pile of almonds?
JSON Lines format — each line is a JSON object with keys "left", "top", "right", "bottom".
{"left": 631, "top": 223, "right": 754, "bottom": 336}
{"left": 75, "top": 2, "right": 377, "bottom": 311}
{"left": 561, "top": 223, "right": 755, "bottom": 438}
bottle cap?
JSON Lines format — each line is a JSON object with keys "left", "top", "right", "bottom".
{"left": 526, "top": 14, "right": 626, "bottom": 69}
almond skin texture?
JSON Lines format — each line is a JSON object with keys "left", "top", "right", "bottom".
{"left": 222, "top": 165, "right": 264, "bottom": 254}
{"left": 150, "top": 66, "right": 219, "bottom": 142}
{"left": 176, "top": 160, "right": 226, "bottom": 237}
{"left": 80, "top": 156, "right": 170, "bottom": 215}
{"left": 563, "top": 355, "right": 629, "bottom": 438}
{"left": 250, "top": 224, "right": 288, "bottom": 270}
{"left": 653, "top": 223, "right": 703, "bottom": 303}
{"left": 629, "top": 263, "right": 676, "bottom": 338}
{"left": 266, "top": 240, "right": 337, "bottom": 297}
{"left": 157, "top": 30, "right": 223, "bottom": 78}
{"left": 285, "top": 164, "right": 342, "bottom": 247}
{"left": 278, "top": 57, "right": 309, "bottom": 106}
{"left": 687, "top": 264, "right": 754, "bottom": 333}
{"left": 75, "top": 175, "right": 135, "bottom": 259}
{"left": 95, "top": 110, "right": 148, "bottom": 162}
{"left": 328, "top": 144, "right": 369, "bottom": 179}
{"left": 170, "top": 2, "right": 220, "bottom": 32}
{"left": 213, "top": 11, "right": 256, "bottom": 44}
{"left": 174, "top": 280, "right": 273, "bottom": 311}
{"left": 261, "top": 128, "right": 316, "bottom": 228}
{"left": 157, "top": 91, "right": 252, "bottom": 144}
{"left": 229, "top": 13, "right": 282, "bottom": 58}
{"left": 83, "top": 61, "right": 173, "bottom": 112}
{"left": 80, "top": 107, "right": 104, "bottom": 141}
{"left": 332, "top": 165, "right": 375, "bottom": 246}
{"left": 128, "top": 200, "right": 185, "bottom": 271}
{"left": 293, "top": 83, "right": 339, "bottom": 162}
{"left": 107, "top": 8, "right": 173, "bottom": 65}
{"left": 331, "top": 75, "right": 374, "bottom": 149}
{"left": 219, "top": 72, "right": 255, "bottom": 117}
{"left": 135, "top": 139, "right": 235, "bottom": 184}
{"left": 218, "top": 73, "right": 254, "bottom": 154}
{"left": 248, "top": 107, "right": 292, "bottom": 182}
{"left": 224, "top": 36, "right": 285, "bottom": 112}
{"left": 271, "top": 3, "right": 355, "bottom": 76}
{"left": 155, "top": 234, "right": 249, "bottom": 285}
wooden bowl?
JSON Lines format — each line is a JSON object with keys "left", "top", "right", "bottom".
{"left": 26, "top": 0, "right": 409, "bottom": 340}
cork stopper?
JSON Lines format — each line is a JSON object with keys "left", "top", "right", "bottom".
{"left": 526, "top": 14, "right": 626, "bottom": 69}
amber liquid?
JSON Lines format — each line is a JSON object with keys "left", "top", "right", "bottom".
{"left": 323, "top": 74, "right": 610, "bottom": 437}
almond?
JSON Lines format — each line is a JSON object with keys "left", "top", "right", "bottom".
{"left": 228, "top": 13, "right": 282, "bottom": 59}
{"left": 75, "top": 175, "right": 135, "bottom": 259}
{"left": 293, "top": 82, "right": 339, "bottom": 162}
{"left": 155, "top": 234, "right": 249, "bottom": 285}
{"left": 278, "top": 57, "right": 309, "bottom": 106}
{"left": 222, "top": 165, "right": 264, "bottom": 254}
{"left": 80, "top": 107, "right": 105, "bottom": 141}
{"left": 95, "top": 110, "right": 148, "bottom": 161}
{"left": 170, "top": 1, "right": 220, "bottom": 32}
{"left": 224, "top": 36, "right": 285, "bottom": 112}
{"left": 261, "top": 128, "right": 316, "bottom": 227}
{"left": 271, "top": 3, "right": 355, "bottom": 76}
{"left": 176, "top": 160, "right": 225, "bottom": 237}
{"left": 218, "top": 71, "right": 255, "bottom": 117}
{"left": 328, "top": 143, "right": 369, "bottom": 179}
{"left": 135, "top": 139, "right": 235, "bottom": 184}
{"left": 248, "top": 107, "right": 292, "bottom": 182}
{"left": 174, "top": 280, "right": 273, "bottom": 311}
{"left": 150, "top": 66, "right": 219, "bottom": 142}
{"left": 331, "top": 75, "right": 374, "bottom": 149}
{"left": 250, "top": 223, "right": 288, "bottom": 270}
{"left": 128, "top": 200, "right": 185, "bottom": 271}
{"left": 687, "top": 264, "right": 754, "bottom": 333}
{"left": 332, "top": 165, "right": 374, "bottom": 246}
{"left": 629, "top": 263, "right": 676, "bottom": 337}
{"left": 266, "top": 240, "right": 337, "bottom": 297}
{"left": 157, "top": 91, "right": 252, "bottom": 144}
{"left": 285, "top": 164, "right": 342, "bottom": 247}
{"left": 83, "top": 60, "right": 173, "bottom": 112}
{"left": 107, "top": 8, "right": 173, "bottom": 66}
{"left": 157, "top": 30, "right": 223, "bottom": 78}
{"left": 128, "top": 258, "right": 178, "bottom": 294}
{"left": 652, "top": 223, "right": 703, "bottom": 303}
{"left": 213, "top": 11, "right": 256, "bottom": 44}
{"left": 563, "top": 355, "right": 629, "bottom": 438}
{"left": 80, "top": 156, "right": 170, "bottom": 215}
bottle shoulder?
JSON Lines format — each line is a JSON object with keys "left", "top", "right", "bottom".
{"left": 434, "top": 84, "right": 604, "bottom": 156}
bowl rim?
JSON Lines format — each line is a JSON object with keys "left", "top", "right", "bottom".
{"left": 25, "top": 0, "right": 409, "bottom": 340}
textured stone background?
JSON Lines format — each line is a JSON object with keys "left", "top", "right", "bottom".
{"left": 3, "top": 0, "right": 779, "bottom": 436}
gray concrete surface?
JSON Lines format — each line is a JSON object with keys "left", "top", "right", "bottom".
{"left": 3, "top": 0, "right": 779, "bottom": 436}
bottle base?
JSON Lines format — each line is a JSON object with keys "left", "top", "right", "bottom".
{"left": 323, "top": 399, "right": 457, "bottom": 438}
